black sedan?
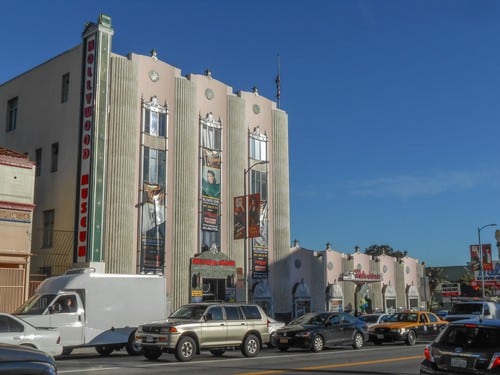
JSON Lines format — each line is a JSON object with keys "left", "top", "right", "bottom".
{"left": 275, "top": 312, "right": 368, "bottom": 352}
{"left": 0, "top": 343, "right": 57, "bottom": 374}
{"left": 420, "top": 319, "right": 500, "bottom": 374}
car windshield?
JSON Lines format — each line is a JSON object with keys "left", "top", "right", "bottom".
{"left": 389, "top": 313, "right": 418, "bottom": 322}
{"left": 14, "top": 294, "right": 57, "bottom": 315}
{"left": 289, "top": 313, "right": 326, "bottom": 326}
{"left": 359, "top": 315, "right": 380, "bottom": 323}
{"left": 169, "top": 305, "right": 207, "bottom": 320}
{"left": 450, "top": 303, "right": 482, "bottom": 315}
{"left": 438, "top": 325, "right": 500, "bottom": 349}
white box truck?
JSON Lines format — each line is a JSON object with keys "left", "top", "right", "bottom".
{"left": 14, "top": 268, "right": 168, "bottom": 356}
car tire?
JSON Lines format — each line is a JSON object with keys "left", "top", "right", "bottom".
{"left": 278, "top": 345, "right": 289, "bottom": 352}
{"left": 406, "top": 330, "right": 417, "bottom": 346}
{"left": 126, "top": 330, "right": 143, "bottom": 355}
{"left": 241, "top": 334, "right": 260, "bottom": 357}
{"left": 311, "top": 335, "right": 324, "bottom": 352}
{"left": 175, "top": 336, "right": 196, "bottom": 362}
{"left": 268, "top": 332, "right": 277, "bottom": 348}
{"left": 143, "top": 347, "right": 162, "bottom": 360}
{"left": 95, "top": 345, "right": 114, "bottom": 356}
{"left": 210, "top": 349, "right": 225, "bottom": 357}
{"left": 352, "top": 332, "right": 364, "bottom": 349}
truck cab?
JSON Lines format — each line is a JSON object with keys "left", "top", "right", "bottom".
{"left": 15, "top": 291, "right": 85, "bottom": 348}
{"left": 445, "top": 301, "right": 500, "bottom": 322}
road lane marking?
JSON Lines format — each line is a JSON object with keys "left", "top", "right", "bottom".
{"left": 236, "top": 355, "right": 423, "bottom": 375}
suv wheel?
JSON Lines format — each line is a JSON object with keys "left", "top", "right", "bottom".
{"left": 241, "top": 334, "right": 260, "bottom": 357}
{"left": 143, "top": 347, "right": 162, "bottom": 360}
{"left": 175, "top": 336, "right": 196, "bottom": 362}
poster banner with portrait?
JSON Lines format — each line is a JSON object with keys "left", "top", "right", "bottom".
{"left": 201, "top": 149, "right": 221, "bottom": 199}
{"left": 482, "top": 243, "right": 493, "bottom": 271}
{"left": 247, "top": 193, "right": 261, "bottom": 238}
{"left": 201, "top": 197, "right": 219, "bottom": 231}
{"left": 140, "top": 182, "right": 165, "bottom": 273}
{"left": 470, "top": 245, "right": 480, "bottom": 271}
{"left": 233, "top": 196, "right": 246, "bottom": 240}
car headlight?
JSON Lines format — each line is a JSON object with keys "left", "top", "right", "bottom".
{"left": 295, "top": 331, "right": 311, "bottom": 338}
{"left": 391, "top": 328, "right": 406, "bottom": 334}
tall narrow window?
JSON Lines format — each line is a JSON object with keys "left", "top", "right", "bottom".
{"left": 143, "top": 97, "right": 167, "bottom": 137}
{"left": 42, "top": 210, "right": 55, "bottom": 249}
{"left": 35, "top": 148, "right": 42, "bottom": 177}
{"left": 61, "top": 73, "right": 70, "bottom": 103}
{"left": 51, "top": 143, "right": 59, "bottom": 172}
{"left": 6, "top": 96, "right": 18, "bottom": 132}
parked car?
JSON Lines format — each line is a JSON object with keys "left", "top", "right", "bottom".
{"left": 357, "top": 313, "right": 392, "bottom": 328}
{"left": 275, "top": 312, "right": 368, "bottom": 352}
{"left": 369, "top": 311, "right": 448, "bottom": 346}
{"left": 0, "top": 313, "right": 62, "bottom": 357}
{"left": 135, "top": 302, "right": 270, "bottom": 362}
{"left": 445, "top": 300, "right": 500, "bottom": 322}
{"left": 0, "top": 343, "right": 57, "bottom": 374}
{"left": 267, "top": 316, "right": 285, "bottom": 347}
{"left": 420, "top": 319, "right": 500, "bottom": 374}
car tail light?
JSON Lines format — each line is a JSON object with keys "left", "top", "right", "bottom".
{"left": 424, "top": 345, "right": 434, "bottom": 363}
{"left": 488, "top": 353, "right": 500, "bottom": 370}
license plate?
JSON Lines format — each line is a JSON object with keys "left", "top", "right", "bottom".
{"left": 279, "top": 338, "right": 289, "bottom": 344}
{"left": 450, "top": 357, "right": 467, "bottom": 368}
{"left": 145, "top": 335, "right": 155, "bottom": 343}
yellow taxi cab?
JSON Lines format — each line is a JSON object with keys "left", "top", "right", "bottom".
{"left": 368, "top": 311, "right": 448, "bottom": 345}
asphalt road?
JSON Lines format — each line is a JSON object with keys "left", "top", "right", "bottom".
{"left": 56, "top": 342, "right": 425, "bottom": 375}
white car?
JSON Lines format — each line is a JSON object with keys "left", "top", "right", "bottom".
{"left": 358, "top": 313, "right": 392, "bottom": 328}
{"left": 267, "top": 316, "right": 285, "bottom": 347}
{"left": 0, "top": 313, "right": 62, "bottom": 357}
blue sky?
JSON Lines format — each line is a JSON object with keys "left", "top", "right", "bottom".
{"left": 2, "top": 1, "right": 500, "bottom": 266}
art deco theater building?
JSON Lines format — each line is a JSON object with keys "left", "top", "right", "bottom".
{"left": 0, "top": 14, "right": 291, "bottom": 315}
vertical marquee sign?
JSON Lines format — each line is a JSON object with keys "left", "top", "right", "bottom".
{"left": 75, "top": 15, "right": 113, "bottom": 263}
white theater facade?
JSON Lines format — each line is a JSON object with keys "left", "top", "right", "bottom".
{"left": 279, "top": 241, "right": 425, "bottom": 319}
{"left": 0, "top": 14, "right": 291, "bottom": 316}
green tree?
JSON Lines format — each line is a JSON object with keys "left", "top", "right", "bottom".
{"left": 364, "top": 244, "right": 408, "bottom": 259}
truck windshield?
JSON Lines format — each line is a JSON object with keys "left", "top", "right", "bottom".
{"left": 14, "top": 294, "right": 57, "bottom": 315}
{"left": 451, "top": 303, "right": 482, "bottom": 315}
{"left": 169, "top": 305, "right": 207, "bottom": 320}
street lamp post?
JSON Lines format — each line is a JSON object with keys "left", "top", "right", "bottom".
{"left": 243, "top": 160, "right": 269, "bottom": 303}
{"left": 478, "top": 223, "right": 496, "bottom": 299}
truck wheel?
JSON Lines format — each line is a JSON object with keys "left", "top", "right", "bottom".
{"left": 175, "top": 336, "right": 195, "bottom": 362}
{"left": 143, "top": 347, "right": 162, "bottom": 360}
{"left": 126, "top": 331, "right": 143, "bottom": 355}
{"left": 241, "top": 334, "right": 260, "bottom": 357}
{"left": 95, "top": 345, "right": 114, "bottom": 356}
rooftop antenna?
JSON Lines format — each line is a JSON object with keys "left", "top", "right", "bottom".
{"left": 275, "top": 53, "right": 281, "bottom": 108}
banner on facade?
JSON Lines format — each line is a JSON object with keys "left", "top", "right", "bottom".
{"left": 247, "top": 193, "right": 261, "bottom": 238}
{"left": 201, "top": 198, "right": 219, "bottom": 231}
{"left": 234, "top": 196, "right": 246, "bottom": 240}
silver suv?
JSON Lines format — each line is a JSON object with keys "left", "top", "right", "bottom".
{"left": 135, "top": 302, "right": 270, "bottom": 362}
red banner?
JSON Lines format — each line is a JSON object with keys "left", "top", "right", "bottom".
{"left": 234, "top": 196, "right": 246, "bottom": 240}
{"left": 247, "top": 193, "right": 261, "bottom": 238}
{"left": 482, "top": 244, "right": 493, "bottom": 271}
